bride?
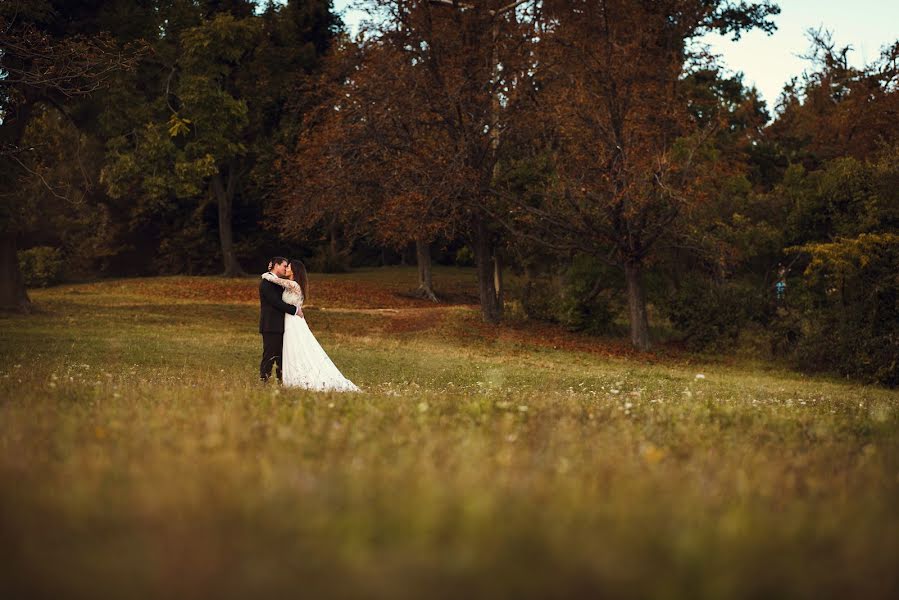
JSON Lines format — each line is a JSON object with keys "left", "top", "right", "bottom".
{"left": 262, "top": 260, "right": 360, "bottom": 392}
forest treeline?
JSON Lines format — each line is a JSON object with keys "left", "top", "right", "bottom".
{"left": 2, "top": 1, "right": 897, "bottom": 384}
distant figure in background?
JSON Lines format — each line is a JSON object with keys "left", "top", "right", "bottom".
{"left": 775, "top": 263, "right": 787, "bottom": 302}
{"left": 262, "top": 259, "right": 360, "bottom": 392}
{"left": 259, "top": 257, "right": 303, "bottom": 383}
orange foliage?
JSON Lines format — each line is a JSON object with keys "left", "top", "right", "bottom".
{"left": 769, "top": 32, "right": 899, "bottom": 167}
{"left": 77, "top": 275, "right": 475, "bottom": 310}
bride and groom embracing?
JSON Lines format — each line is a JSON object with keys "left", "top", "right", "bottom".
{"left": 258, "top": 257, "right": 360, "bottom": 392}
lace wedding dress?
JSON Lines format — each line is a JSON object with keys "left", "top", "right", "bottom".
{"left": 262, "top": 273, "right": 360, "bottom": 392}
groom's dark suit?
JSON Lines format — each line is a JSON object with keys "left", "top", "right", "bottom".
{"left": 259, "top": 274, "right": 300, "bottom": 382}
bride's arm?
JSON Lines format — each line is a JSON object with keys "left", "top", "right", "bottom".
{"left": 261, "top": 271, "right": 286, "bottom": 287}
{"left": 261, "top": 272, "right": 301, "bottom": 292}
{"left": 261, "top": 272, "right": 304, "bottom": 317}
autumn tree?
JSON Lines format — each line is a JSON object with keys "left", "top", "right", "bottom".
{"left": 494, "top": 0, "right": 779, "bottom": 350}
{"left": 272, "top": 41, "right": 375, "bottom": 274}
{"left": 275, "top": 34, "right": 472, "bottom": 299}
{"left": 769, "top": 31, "right": 899, "bottom": 170}
{"left": 316, "top": 0, "right": 540, "bottom": 321}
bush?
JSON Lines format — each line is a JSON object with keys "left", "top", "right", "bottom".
{"left": 18, "top": 246, "right": 64, "bottom": 288}
{"left": 454, "top": 246, "right": 475, "bottom": 267}
{"left": 519, "top": 255, "right": 619, "bottom": 334}
{"left": 664, "top": 278, "right": 763, "bottom": 351}
{"left": 307, "top": 246, "right": 350, "bottom": 273}
{"left": 556, "top": 256, "right": 618, "bottom": 334}
{"left": 788, "top": 233, "right": 899, "bottom": 386}
{"left": 519, "top": 275, "right": 560, "bottom": 323}
{"left": 768, "top": 307, "right": 803, "bottom": 356}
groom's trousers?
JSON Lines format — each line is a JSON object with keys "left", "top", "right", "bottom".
{"left": 260, "top": 333, "right": 284, "bottom": 382}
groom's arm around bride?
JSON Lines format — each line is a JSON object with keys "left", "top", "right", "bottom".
{"left": 259, "top": 278, "right": 301, "bottom": 323}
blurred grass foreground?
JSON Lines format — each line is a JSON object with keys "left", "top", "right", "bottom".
{"left": 1, "top": 267, "right": 897, "bottom": 599}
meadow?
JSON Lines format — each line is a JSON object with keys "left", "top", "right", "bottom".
{"left": 1, "top": 266, "right": 897, "bottom": 599}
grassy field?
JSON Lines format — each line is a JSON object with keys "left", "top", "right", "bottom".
{"left": 1, "top": 266, "right": 897, "bottom": 599}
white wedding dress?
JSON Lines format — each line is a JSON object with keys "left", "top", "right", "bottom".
{"left": 262, "top": 273, "right": 360, "bottom": 392}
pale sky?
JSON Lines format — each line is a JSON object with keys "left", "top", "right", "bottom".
{"left": 331, "top": 0, "right": 899, "bottom": 112}
{"left": 698, "top": 1, "right": 899, "bottom": 110}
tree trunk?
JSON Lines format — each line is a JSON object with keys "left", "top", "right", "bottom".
{"left": 1, "top": 101, "right": 33, "bottom": 312}
{"left": 329, "top": 223, "right": 340, "bottom": 260}
{"left": 324, "top": 222, "right": 350, "bottom": 272}
{"left": 0, "top": 235, "right": 30, "bottom": 312}
{"left": 624, "top": 261, "right": 651, "bottom": 351}
{"left": 415, "top": 237, "right": 438, "bottom": 302}
{"left": 400, "top": 240, "right": 416, "bottom": 266}
{"left": 493, "top": 248, "right": 504, "bottom": 309}
{"left": 211, "top": 168, "right": 245, "bottom": 278}
{"left": 521, "top": 264, "right": 536, "bottom": 315}
{"left": 473, "top": 215, "right": 502, "bottom": 324}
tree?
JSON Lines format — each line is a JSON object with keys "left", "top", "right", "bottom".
{"left": 100, "top": 1, "right": 340, "bottom": 277}
{"left": 291, "top": 0, "right": 539, "bottom": 321}
{"left": 0, "top": 2, "right": 143, "bottom": 310}
{"left": 275, "top": 35, "right": 471, "bottom": 298}
{"left": 494, "top": 0, "right": 779, "bottom": 350}
{"left": 101, "top": 11, "right": 261, "bottom": 277}
{"left": 769, "top": 30, "right": 899, "bottom": 170}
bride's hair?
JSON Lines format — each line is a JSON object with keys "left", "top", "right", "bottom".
{"left": 289, "top": 259, "right": 308, "bottom": 301}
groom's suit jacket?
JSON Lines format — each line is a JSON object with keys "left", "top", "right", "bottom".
{"left": 259, "top": 275, "right": 299, "bottom": 334}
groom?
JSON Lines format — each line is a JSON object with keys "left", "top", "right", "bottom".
{"left": 259, "top": 256, "right": 303, "bottom": 383}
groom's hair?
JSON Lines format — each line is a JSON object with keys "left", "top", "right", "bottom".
{"left": 269, "top": 256, "right": 288, "bottom": 269}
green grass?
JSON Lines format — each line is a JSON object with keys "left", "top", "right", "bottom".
{"left": 1, "top": 267, "right": 897, "bottom": 599}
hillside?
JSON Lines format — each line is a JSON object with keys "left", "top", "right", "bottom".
{"left": 1, "top": 267, "right": 897, "bottom": 599}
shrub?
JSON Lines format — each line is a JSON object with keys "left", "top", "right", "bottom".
{"left": 788, "top": 233, "right": 899, "bottom": 386}
{"left": 454, "top": 246, "right": 475, "bottom": 267}
{"left": 307, "top": 246, "right": 350, "bottom": 273}
{"left": 18, "top": 246, "right": 64, "bottom": 288}
{"left": 556, "top": 256, "right": 618, "bottom": 334}
{"left": 765, "top": 306, "right": 801, "bottom": 356}
{"left": 664, "top": 278, "right": 763, "bottom": 351}
{"left": 519, "top": 256, "right": 619, "bottom": 334}
{"left": 519, "top": 275, "right": 560, "bottom": 323}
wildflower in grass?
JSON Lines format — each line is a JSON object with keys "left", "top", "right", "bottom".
{"left": 642, "top": 443, "right": 666, "bottom": 465}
